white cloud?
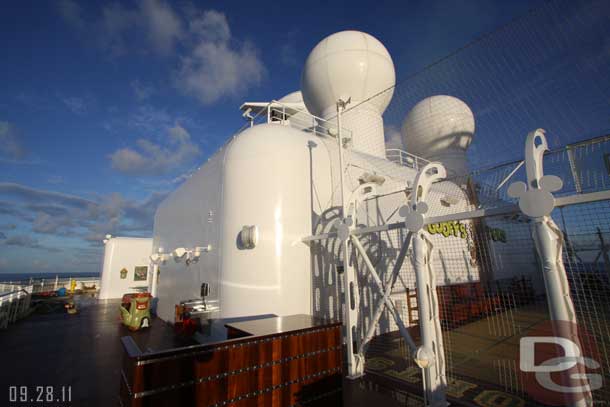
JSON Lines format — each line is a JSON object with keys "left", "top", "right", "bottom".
{"left": 130, "top": 79, "right": 155, "bottom": 101}
{"left": 109, "top": 124, "right": 200, "bottom": 176}
{"left": 127, "top": 105, "right": 172, "bottom": 132}
{"left": 58, "top": 3, "right": 265, "bottom": 103}
{"left": 59, "top": 0, "right": 182, "bottom": 57}
{"left": 175, "top": 9, "right": 265, "bottom": 104}
{"left": 58, "top": 0, "right": 85, "bottom": 31}
{"left": 0, "top": 182, "right": 168, "bottom": 244}
{"left": 190, "top": 10, "right": 230, "bottom": 43}
{"left": 0, "top": 121, "right": 27, "bottom": 160}
{"left": 61, "top": 96, "right": 87, "bottom": 114}
{"left": 139, "top": 0, "right": 183, "bottom": 55}
{"left": 98, "top": 2, "right": 140, "bottom": 56}
{"left": 176, "top": 28, "right": 265, "bottom": 104}
{"left": 3, "top": 234, "right": 61, "bottom": 252}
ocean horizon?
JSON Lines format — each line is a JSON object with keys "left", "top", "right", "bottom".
{"left": 0, "top": 272, "right": 100, "bottom": 282}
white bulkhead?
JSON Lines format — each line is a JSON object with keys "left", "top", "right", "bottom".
{"left": 153, "top": 123, "right": 336, "bottom": 321}
{"left": 99, "top": 237, "right": 153, "bottom": 300}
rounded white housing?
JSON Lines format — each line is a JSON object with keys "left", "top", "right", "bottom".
{"left": 153, "top": 123, "right": 337, "bottom": 321}
{"left": 402, "top": 95, "right": 475, "bottom": 176}
{"left": 301, "top": 31, "right": 395, "bottom": 157}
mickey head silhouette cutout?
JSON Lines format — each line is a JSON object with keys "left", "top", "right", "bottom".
{"left": 399, "top": 201, "right": 429, "bottom": 232}
{"left": 507, "top": 175, "right": 563, "bottom": 218}
{"left": 334, "top": 216, "right": 354, "bottom": 243}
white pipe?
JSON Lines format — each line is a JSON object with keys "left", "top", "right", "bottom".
{"left": 150, "top": 263, "right": 159, "bottom": 298}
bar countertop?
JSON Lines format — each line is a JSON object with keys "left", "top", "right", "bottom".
{"left": 224, "top": 313, "right": 341, "bottom": 337}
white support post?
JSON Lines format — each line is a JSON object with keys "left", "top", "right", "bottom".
{"left": 335, "top": 98, "right": 363, "bottom": 378}
{"left": 508, "top": 129, "right": 591, "bottom": 407}
{"left": 400, "top": 162, "right": 448, "bottom": 407}
{"left": 412, "top": 232, "right": 447, "bottom": 407}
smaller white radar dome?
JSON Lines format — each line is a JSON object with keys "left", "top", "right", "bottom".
{"left": 301, "top": 31, "right": 396, "bottom": 118}
{"left": 278, "top": 91, "right": 304, "bottom": 104}
{"left": 402, "top": 95, "right": 475, "bottom": 176}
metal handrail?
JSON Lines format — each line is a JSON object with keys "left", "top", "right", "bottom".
{"left": 240, "top": 99, "right": 354, "bottom": 140}
{"left": 386, "top": 148, "right": 430, "bottom": 170}
{"left": 0, "top": 288, "right": 30, "bottom": 299}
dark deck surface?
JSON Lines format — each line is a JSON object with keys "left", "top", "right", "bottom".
{"left": 0, "top": 296, "right": 412, "bottom": 407}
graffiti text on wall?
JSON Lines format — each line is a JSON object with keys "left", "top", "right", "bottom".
{"left": 487, "top": 226, "right": 507, "bottom": 243}
{"left": 427, "top": 221, "right": 468, "bottom": 239}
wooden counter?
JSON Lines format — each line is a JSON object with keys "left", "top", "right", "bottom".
{"left": 120, "top": 314, "right": 343, "bottom": 407}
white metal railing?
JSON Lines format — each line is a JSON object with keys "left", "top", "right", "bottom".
{"left": 0, "top": 277, "right": 100, "bottom": 295}
{"left": 241, "top": 100, "right": 354, "bottom": 141}
{"left": 0, "top": 285, "right": 32, "bottom": 329}
{"left": 240, "top": 101, "right": 431, "bottom": 171}
{"left": 386, "top": 148, "right": 430, "bottom": 171}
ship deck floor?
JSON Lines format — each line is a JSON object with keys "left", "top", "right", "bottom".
{"left": 6, "top": 296, "right": 598, "bottom": 406}
{"left": 0, "top": 296, "right": 412, "bottom": 407}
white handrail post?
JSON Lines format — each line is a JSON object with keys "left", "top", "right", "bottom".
{"left": 508, "top": 129, "right": 590, "bottom": 407}
{"left": 412, "top": 232, "right": 447, "bottom": 406}
{"left": 401, "top": 162, "right": 448, "bottom": 407}
{"left": 336, "top": 97, "right": 362, "bottom": 378}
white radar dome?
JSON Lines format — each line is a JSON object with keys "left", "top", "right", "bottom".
{"left": 301, "top": 31, "right": 396, "bottom": 119}
{"left": 278, "top": 91, "right": 304, "bottom": 104}
{"left": 402, "top": 95, "right": 475, "bottom": 176}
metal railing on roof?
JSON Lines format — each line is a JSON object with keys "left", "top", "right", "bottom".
{"left": 385, "top": 148, "right": 430, "bottom": 171}
{"left": 240, "top": 100, "right": 432, "bottom": 171}
{"left": 240, "top": 100, "right": 353, "bottom": 140}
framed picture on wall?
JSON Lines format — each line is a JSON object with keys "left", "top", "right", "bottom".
{"left": 134, "top": 266, "right": 148, "bottom": 281}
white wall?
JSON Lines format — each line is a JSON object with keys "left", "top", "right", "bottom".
{"left": 153, "top": 144, "right": 225, "bottom": 322}
{"left": 99, "top": 237, "right": 153, "bottom": 300}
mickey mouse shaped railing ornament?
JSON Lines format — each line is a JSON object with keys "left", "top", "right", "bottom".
{"left": 399, "top": 163, "right": 446, "bottom": 232}
{"left": 507, "top": 129, "right": 563, "bottom": 219}
{"left": 334, "top": 175, "right": 385, "bottom": 244}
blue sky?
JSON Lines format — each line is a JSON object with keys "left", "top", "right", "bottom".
{"left": 0, "top": 0, "right": 547, "bottom": 275}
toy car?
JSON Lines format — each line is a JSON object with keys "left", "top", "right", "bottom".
{"left": 119, "top": 292, "right": 151, "bottom": 331}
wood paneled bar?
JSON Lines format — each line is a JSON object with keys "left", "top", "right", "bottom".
{"left": 120, "top": 314, "right": 343, "bottom": 407}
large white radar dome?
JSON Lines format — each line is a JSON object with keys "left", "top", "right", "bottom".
{"left": 402, "top": 95, "right": 475, "bottom": 176}
{"left": 301, "top": 31, "right": 396, "bottom": 119}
